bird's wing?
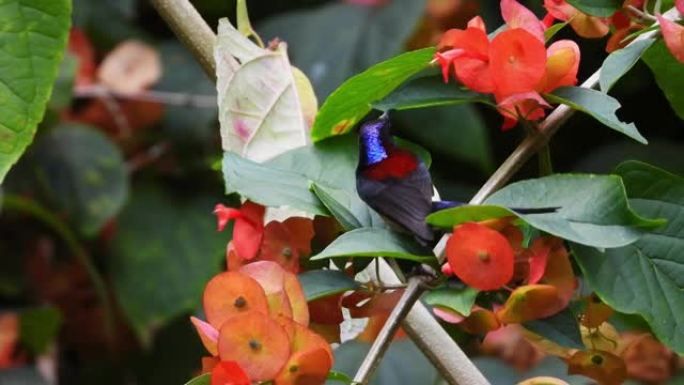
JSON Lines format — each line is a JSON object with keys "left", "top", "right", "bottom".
{"left": 356, "top": 164, "right": 434, "bottom": 243}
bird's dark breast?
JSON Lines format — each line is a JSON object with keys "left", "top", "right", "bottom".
{"left": 356, "top": 163, "right": 435, "bottom": 245}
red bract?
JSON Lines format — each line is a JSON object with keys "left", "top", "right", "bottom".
{"left": 501, "top": 0, "right": 546, "bottom": 42}
{"left": 437, "top": 27, "right": 493, "bottom": 93}
{"left": 446, "top": 223, "right": 515, "bottom": 290}
{"left": 214, "top": 201, "right": 265, "bottom": 260}
{"left": 259, "top": 218, "right": 314, "bottom": 273}
{"left": 678, "top": 0, "right": 684, "bottom": 14}
{"left": 658, "top": 15, "right": 684, "bottom": 64}
{"left": 211, "top": 361, "right": 251, "bottom": 385}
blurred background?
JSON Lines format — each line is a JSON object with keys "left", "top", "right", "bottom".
{"left": 0, "top": 0, "right": 682, "bottom": 384}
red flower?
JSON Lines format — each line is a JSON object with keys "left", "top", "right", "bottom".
{"left": 446, "top": 222, "right": 515, "bottom": 290}
{"left": 211, "top": 361, "right": 250, "bottom": 385}
{"left": 214, "top": 201, "right": 265, "bottom": 260}
{"left": 436, "top": 0, "right": 581, "bottom": 129}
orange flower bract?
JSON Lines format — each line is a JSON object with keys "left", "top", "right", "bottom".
{"left": 446, "top": 222, "right": 515, "bottom": 290}
{"left": 211, "top": 361, "right": 250, "bottom": 385}
{"left": 218, "top": 311, "right": 292, "bottom": 381}
{"left": 203, "top": 271, "right": 269, "bottom": 329}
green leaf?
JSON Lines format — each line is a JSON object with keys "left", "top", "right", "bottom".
{"left": 600, "top": 38, "right": 656, "bottom": 93}
{"left": 546, "top": 87, "right": 647, "bottom": 144}
{"left": 184, "top": 373, "right": 210, "bottom": 385}
{"left": 0, "top": 0, "right": 72, "bottom": 182}
{"left": 110, "top": 186, "right": 225, "bottom": 342}
{"left": 544, "top": 21, "right": 568, "bottom": 42}
{"left": 311, "top": 48, "right": 436, "bottom": 141}
{"left": 523, "top": 309, "right": 584, "bottom": 350}
{"left": 327, "top": 340, "right": 438, "bottom": 385}
{"left": 643, "top": 40, "right": 684, "bottom": 120}
{"left": 311, "top": 228, "right": 434, "bottom": 263}
{"left": 565, "top": 0, "right": 622, "bottom": 16}
{"left": 427, "top": 205, "right": 513, "bottom": 228}
{"left": 259, "top": 0, "right": 427, "bottom": 100}
{"left": 327, "top": 371, "right": 354, "bottom": 384}
{"left": 424, "top": 286, "right": 478, "bottom": 317}
{"left": 373, "top": 76, "right": 493, "bottom": 111}
{"left": 19, "top": 307, "right": 62, "bottom": 354}
{"left": 31, "top": 124, "right": 129, "bottom": 236}
{"left": 312, "top": 183, "right": 376, "bottom": 231}
{"left": 573, "top": 161, "right": 684, "bottom": 354}
{"left": 223, "top": 151, "right": 328, "bottom": 215}
{"left": 396, "top": 105, "right": 494, "bottom": 173}
{"left": 298, "top": 270, "right": 360, "bottom": 301}
{"left": 429, "top": 174, "right": 665, "bottom": 248}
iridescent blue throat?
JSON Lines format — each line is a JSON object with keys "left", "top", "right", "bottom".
{"left": 359, "top": 119, "right": 390, "bottom": 166}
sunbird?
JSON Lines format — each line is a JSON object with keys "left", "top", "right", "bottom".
{"left": 356, "top": 113, "right": 556, "bottom": 246}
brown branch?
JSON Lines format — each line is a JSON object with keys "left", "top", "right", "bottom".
{"left": 74, "top": 85, "right": 217, "bottom": 108}
{"left": 149, "top": 0, "right": 219, "bottom": 80}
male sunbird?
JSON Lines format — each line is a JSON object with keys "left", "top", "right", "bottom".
{"left": 355, "top": 114, "right": 556, "bottom": 246}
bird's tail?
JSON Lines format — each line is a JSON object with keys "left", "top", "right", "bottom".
{"left": 431, "top": 200, "right": 559, "bottom": 214}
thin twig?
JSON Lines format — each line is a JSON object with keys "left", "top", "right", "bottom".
{"left": 149, "top": 0, "right": 220, "bottom": 80}
{"left": 75, "top": 85, "right": 217, "bottom": 108}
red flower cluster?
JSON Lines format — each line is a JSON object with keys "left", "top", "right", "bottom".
{"left": 437, "top": 220, "right": 577, "bottom": 333}
{"left": 436, "top": 0, "right": 580, "bottom": 129}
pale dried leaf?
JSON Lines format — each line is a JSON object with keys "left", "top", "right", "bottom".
{"left": 97, "top": 40, "right": 161, "bottom": 94}
{"left": 215, "top": 18, "right": 314, "bottom": 162}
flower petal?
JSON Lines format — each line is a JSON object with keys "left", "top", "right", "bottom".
{"left": 543, "top": 0, "right": 577, "bottom": 21}
{"left": 467, "top": 15, "right": 487, "bottom": 31}
{"left": 569, "top": 13, "right": 610, "bottom": 38}
{"left": 191, "top": 316, "right": 219, "bottom": 356}
{"left": 490, "top": 29, "right": 547, "bottom": 96}
{"left": 540, "top": 40, "right": 580, "bottom": 92}
{"left": 658, "top": 15, "right": 684, "bottom": 64}
{"left": 501, "top": 0, "right": 546, "bottom": 42}
{"left": 677, "top": 0, "right": 684, "bottom": 15}
{"left": 496, "top": 91, "right": 551, "bottom": 130}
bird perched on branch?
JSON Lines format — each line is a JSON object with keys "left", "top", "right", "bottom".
{"left": 356, "top": 113, "right": 556, "bottom": 246}
{"left": 356, "top": 113, "right": 437, "bottom": 245}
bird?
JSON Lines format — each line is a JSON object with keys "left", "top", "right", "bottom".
{"left": 355, "top": 113, "right": 557, "bottom": 246}
{"left": 356, "top": 113, "right": 437, "bottom": 246}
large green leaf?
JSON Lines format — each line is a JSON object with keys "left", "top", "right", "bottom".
{"left": 223, "top": 151, "right": 328, "bottom": 215}
{"left": 565, "top": 0, "right": 622, "bottom": 16}
{"left": 311, "top": 228, "right": 434, "bottom": 263}
{"left": 643, "top": 40, "right": 684, "bottom": 120}
{"left": 31, "top": 124, "right": 128, "bottom": 236}
{"left": 259, "top": 0, "right": 427, "bottom": 100}
{"left": 523, "top": 309, "right": 584, "bottom": 350}
{"left": 373, "top": 76, "right": 492, "bottom": 111}
{"left": 546, "top": 87, "right": 647, "bottom": 144}
{"left": 0, "top": 0, "right": 71, "bottom": 182}
{"left": 311, "top": 48, "right": 436, "bottom": 141}
{"left": 599, "top": 38, "right": 656, "bottom": 93}
{"left": 110, "top": 186, "right": 225, "bottom": 342}
{"left": 298, "top": 270, "right": 360, "bottom": 301}
{"left": 327, "top": 340, "right": 438, "bottom": 385}
{"left": 573, "top": 161, "right": 684, "bottom": 353}
{"left": 428, "top": 174, "right": 665, "bottom": 248}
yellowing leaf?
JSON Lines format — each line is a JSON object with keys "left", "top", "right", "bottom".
{"left": 215, "top": 18, "right": 316, "bottom": 162}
